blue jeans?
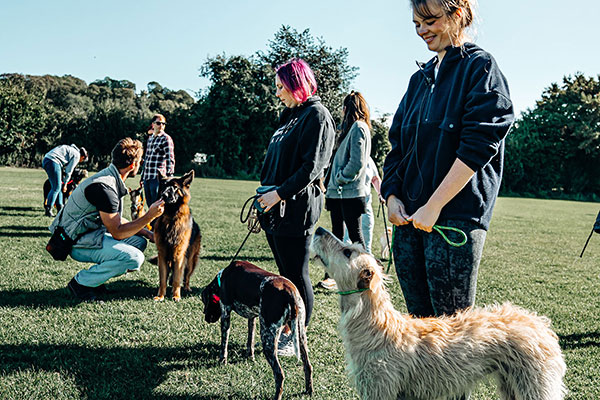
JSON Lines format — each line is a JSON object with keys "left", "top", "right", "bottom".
{"left": 71, "top": 233, "right": 147, "bottom": 287}
{"left": 143, "top": 178, "right": 160, "bottom": 208}
{"left": 43, "top": 158, "right": 63, "bottom": 208}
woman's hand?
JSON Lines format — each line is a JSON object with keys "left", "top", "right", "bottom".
{"left": 387, "top": 195, "right": 410, "bottom": 226}
{"left": 407, "top": 202, "right": 441, "bottom": 233}
{"left": 258, "top": 190, "right": 281, "bottom": 212}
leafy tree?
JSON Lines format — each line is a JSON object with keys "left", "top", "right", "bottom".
{"left": 502, "top": 73, "right": 600, "bottom": 198}
{"left": 194, "top": 55, "right": 279, "bottom": 177}
{"left": 191, "top": 26, "right": 359, "bottom": 178}
{"left": 0, "top": 74, "right": 59, "bottom": 165}
{"left": 257, "top": 25, "right": 359, "bottom": 123}
{"left": 370, "top": 114, "right": 391, "bottom": 174}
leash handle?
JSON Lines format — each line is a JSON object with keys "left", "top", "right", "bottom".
{"left": 432, "top": 225, "right": 467, "bottom": 247}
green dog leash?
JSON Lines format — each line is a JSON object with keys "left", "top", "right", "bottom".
{"left": 432, "top": 225, "right": 468, "bottom": 247}
{"left": 385, "top": 224, "right": 467, "bottom": 274}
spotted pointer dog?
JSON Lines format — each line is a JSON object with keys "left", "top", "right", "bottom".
{"left": 201, "top": 260, "right": 313, "bottom": 400}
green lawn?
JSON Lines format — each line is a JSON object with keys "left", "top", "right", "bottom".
{"left": 0, "top": 166, "right": 598, "bottom": 399}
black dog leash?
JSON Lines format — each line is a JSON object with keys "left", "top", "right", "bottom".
{"left": 380, "top": 203, "right": 394, "bottom": 274}
{"left": 227, "top": 194, "right": 262, "bottom": 266}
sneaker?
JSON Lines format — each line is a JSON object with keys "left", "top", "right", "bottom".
{"left": 44, "top": 207, "right": 55, "bottom": 217}
{"left": 67, "top": 278, "right": 97, "bottom": 301}
{"left": 317, "top": 278, "right": 337, "bottom": 290}
{"left": 146, "top": 255, "right": 158, "bottom": 265}
{"left": 277, "top": 332, "right": 295, "bottom": 357}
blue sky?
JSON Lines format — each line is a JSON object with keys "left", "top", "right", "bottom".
{"left": 3, "top": 0, "right": 598, "bottom": 119}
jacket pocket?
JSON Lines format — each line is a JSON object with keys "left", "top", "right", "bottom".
{"left": 438, "top": 118, "right": 461, "bottom": 134}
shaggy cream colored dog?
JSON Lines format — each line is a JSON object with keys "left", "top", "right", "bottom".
{"left": 310, "top": 227, "right": 566, "bottom": 400}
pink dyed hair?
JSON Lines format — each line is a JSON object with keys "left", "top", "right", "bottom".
{"left": 276, "top": 58, "right": 317, "bottom": 103}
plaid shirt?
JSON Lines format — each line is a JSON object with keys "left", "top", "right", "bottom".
{"left": 141, "top": 132, "right": 175, "bottom": 180}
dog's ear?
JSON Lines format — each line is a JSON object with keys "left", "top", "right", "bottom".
{"left": 357, "top": 267, "right": 374, "bottom": 290}
{"left": 182, "top": 170, "right": 194, "bottom": 187}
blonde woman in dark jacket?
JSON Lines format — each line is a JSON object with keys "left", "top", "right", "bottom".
{"left": 381, "top": 2, "right": 514, "bottom": 379}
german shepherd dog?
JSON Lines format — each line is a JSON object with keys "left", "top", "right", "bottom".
{"left": 43, "top": 168, "right": 88, "bottom": 209}
{"left": 127, "top": 183, "right": 153, "bottom": 230}
{"left": 153, "top": 170, "right": 202, "bottom": 302}
{"left": 128, "top": 183, "right": 146, "bottom": 221}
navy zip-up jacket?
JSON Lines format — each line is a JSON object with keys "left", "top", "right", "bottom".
{"left": 381, "top": 43, "right": 514, "bottom": 230}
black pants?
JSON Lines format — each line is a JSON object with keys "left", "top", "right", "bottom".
{"left": 265, "top": 232, "right": 313, "bottom": 325}
{"left": 326, "top": 197, "right": 366, "bottom": 246}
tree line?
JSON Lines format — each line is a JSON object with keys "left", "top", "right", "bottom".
{"left": 0, "top": 26, "right": 598, "bottom": 200}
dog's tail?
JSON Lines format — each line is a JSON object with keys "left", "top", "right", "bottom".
{"left": 287, "top": 290, "right": 306, "bottom": 361}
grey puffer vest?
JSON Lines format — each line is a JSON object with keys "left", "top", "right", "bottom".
{"left": 49, "top": 164, "right": 126, "bottom": 249}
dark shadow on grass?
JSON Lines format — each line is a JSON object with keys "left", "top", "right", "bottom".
{"left": 0, "top": 206, "right": 42, "bottom": 217}
{"left": 0, "top": 342, "right": 263, "bottom": 400}
{"left": 0, "top": 280, "right": 166, "bottom": 309}
{"left": 0, "top": 225, "right": 50, "bottom": 238}
{"left": 559, "top": 331, "right": 600, "bottom": 349}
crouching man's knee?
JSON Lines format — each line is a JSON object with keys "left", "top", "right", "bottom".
{"left": 119, "top": 247, "right": 145, "bottom": 274}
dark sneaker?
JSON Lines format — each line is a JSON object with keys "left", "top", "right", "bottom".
{"left": 94, "top": 284, "right": 111, "bottom": 297}
{"left": 68, "top": 278, "right": 97, "bottom": 301}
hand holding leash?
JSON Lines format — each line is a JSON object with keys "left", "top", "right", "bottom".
{"left": 406, "top": 202, "right": 441, "bottom": 233}
{"left": 257, "top": 190, "right": 281, "bottom": 213}
{"left": 387, "top": 195, "right": 410, "bottom": 226}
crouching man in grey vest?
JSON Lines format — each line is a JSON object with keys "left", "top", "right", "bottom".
{"left": 49, "top": 138, "right": 165, "bottom": 301}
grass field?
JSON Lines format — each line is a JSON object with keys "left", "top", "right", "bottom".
{"left": 0, "top": 166, "right": 599, "bottom": 400}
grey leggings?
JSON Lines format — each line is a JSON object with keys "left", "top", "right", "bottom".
{"left": 392, "top": 219, "right": 486, "bottom": 318}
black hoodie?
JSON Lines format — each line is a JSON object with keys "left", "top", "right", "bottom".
{"left": 381, "top": 43, "right": 514, "bottom": 230}
{"left": 259, "top": 96, "right": 335, "bottom": 236}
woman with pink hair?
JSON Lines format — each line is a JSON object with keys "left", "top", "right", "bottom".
{"left": 257, "top": 59, "right": 335, "bottom": 351}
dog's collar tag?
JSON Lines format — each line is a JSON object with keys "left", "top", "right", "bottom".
{"left": 216, "top": 269, "right": 223, "bottom": 288}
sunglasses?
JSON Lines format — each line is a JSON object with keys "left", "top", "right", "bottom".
{"left": 154, "top": 121, "right": 166, "bottom": 126}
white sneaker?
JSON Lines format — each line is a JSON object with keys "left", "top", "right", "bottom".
{"left": 317, "top": 278, "right": 337, "bottom": 290}
{"left": 277, "top": 332, "right": 295, "bottom": 357}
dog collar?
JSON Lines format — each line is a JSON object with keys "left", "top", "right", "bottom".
{"left": 337, "top": 288, "right": 368, "bottom": 296}
{"left": 216, "top": 269, "right": 223, "bottom": 288}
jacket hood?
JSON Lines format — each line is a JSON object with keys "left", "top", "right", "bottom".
{"left": 417, "top": 42, "right": 481, "bottom": 81}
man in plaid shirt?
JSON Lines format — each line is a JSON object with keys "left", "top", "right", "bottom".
{"left": 140, "top": 114, "right": 175, "bottom": 207}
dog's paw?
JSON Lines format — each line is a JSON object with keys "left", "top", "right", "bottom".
{"left": 153, "top": 296, "right": 165, "bottom": 302}
{"left": 172, "top": 296, "right": 181, "bottom": 302}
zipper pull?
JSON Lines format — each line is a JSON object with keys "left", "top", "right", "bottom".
{"left": 430, "top": 84, "right": 435, "bottom": 94}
